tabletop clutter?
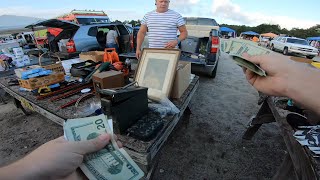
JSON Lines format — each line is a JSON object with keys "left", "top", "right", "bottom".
{"left": 7, "top": 48, "right": 193, "bottom": 141}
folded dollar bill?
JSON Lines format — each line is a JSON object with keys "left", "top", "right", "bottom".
{"left": 64, "top": 114, "right": 144, "bottom": 180}
{"left": 232, "top": 56, "right": 266, "bottom": 76}
{"left": 221, "top": 38, "right": 270, "bottom": 76}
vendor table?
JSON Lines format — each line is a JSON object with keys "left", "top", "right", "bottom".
{"left": 0, "top": 75, "right": 199, "bottom": 178}
{"left": 243, "top": 96, "right": 320, "bottom": 180}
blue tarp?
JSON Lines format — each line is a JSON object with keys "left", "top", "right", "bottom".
{"left": 220, "top": 27, "right": 235, "bottom": 33}
{"left": 241, "top": 31, "right": 259, "bottom": 36}
{"left": 307, "top": 37, "right": 320, "bottom": 41}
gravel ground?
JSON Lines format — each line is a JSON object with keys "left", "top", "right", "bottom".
{"left": 0, "top": 53, "right": 286, "bottom": 179}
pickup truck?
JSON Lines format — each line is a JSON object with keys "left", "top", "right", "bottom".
{"left": 270, "top": 36, "right": 318, "bottom": 59}
{"left": 180, "top": 17, "right": 220, "bottom": 78}
{"left": 139, "top": 17, "right": 220, "bottom": 78}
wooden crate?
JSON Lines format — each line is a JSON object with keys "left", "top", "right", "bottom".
{"left": 18, "top": 72, "right": 65, "bottom": 90}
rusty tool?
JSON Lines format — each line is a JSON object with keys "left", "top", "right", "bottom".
{"left": 49, "top": 84, "right": 93, "bottom": 102}
{"left": 36, "top": 83, "right": 83, "bottom": 100}
{"left": 58, "top": 93, "right": 95, "bottom": 109}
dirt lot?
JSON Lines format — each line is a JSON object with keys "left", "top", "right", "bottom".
{"left": 0, "top": 53, "right": 286, "bottom": 179}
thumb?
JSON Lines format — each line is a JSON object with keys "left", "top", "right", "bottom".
{"left": 70, "top": 133, "right": 111, "bottom": 154}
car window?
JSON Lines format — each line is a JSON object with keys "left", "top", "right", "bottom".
{"left": 185, "top": 18, "right": 218, "bottom": 26}
{"left": 277, "top": 37, "right": 283, "bottom": 41}
{"left": 185, "top": 19, "right": 197, "bottom": 25}
{"left": 116, "top": 25, "right": 129, "bottom": 35}
{"left": 287, "top": 38, "right": 309, "bottom": 45}
{"left": 198, "top": 19, "right": 218, "bottom": 26}
{"left": 88, "top": 27, "right": 98, "bottom": 37}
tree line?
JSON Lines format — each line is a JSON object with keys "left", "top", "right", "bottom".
{"left": 220, "top": 23, "right": 320, "bottom": 39}
{"left": 113, "top": 19, "right": 320, "bottom": 39}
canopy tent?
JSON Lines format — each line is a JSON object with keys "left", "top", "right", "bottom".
{"left": 220, "top": 27, "right": 235, "bottom": 33}
{"left": 220, "top": 27, "right": 236, "bottom": 38}
{"left": 260, "top": 32, "right": 278, "bottom": 38}
{"left": 241, "top": 31, "right": 259, "bottom": 36}
{"left": 307, "top": 37, "right": 320, "bottom": 41}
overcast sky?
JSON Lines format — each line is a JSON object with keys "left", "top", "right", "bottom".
{"left": 0, "top": 0, "right": 319, "bottom": 30}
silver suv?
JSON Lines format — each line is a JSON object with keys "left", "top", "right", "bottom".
{"left": 27, "top": 19, "right": 131, "bottom": 59}
{"left": 270, "top": 36, "right": 318, "bottom": 59}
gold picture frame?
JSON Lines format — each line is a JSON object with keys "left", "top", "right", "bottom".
{"left": 134, "top": 48, "right": 181, "bottom": 101}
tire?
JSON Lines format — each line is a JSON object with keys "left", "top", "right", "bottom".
{"left": 283, "top": 47, "right": 288, "bottom": 55}
{"left": 307, "top": 56, "right": 315, "bottom": 59}
{"left": 208, "top": 60, "right": 218, "bottom": 78}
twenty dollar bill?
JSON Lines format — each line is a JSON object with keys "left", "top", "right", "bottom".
{"left": 64, "top": 114, "right": 144, "bottom": 180}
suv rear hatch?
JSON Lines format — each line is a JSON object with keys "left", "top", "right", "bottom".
{"left": 26, "top": 19, "right": 80, "bottom": 53}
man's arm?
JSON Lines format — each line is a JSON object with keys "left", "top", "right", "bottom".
{"left": 164, "top": 25, "right": 188, "bottom": 48}
{"left": 136, "top": 24, "right": 148, "bottom": 59}
{"left": 177, "top": 25, "right": 188, "bottom": 42}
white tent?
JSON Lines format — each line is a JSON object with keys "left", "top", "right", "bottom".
{"left": 0, "top": 25, "right": 47, "bottom": 35}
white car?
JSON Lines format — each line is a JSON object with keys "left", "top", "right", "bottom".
{"left": 270, "top": 36, "right": 318, "bottom": 59}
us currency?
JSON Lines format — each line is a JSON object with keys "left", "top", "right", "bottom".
{"left": 221, "top": 38, "right": 270, "bottom": 76}
{"left": 64, "top": 114, "right": 144, "bottom": 180}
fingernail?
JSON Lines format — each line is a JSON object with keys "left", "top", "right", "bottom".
{"left": 99, "top": 133, "right": 110, "bottom": 141}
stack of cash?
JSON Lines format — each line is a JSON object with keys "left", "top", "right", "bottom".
{"left": 64, "top": 114, "right": 144, "bottom": 180}
{"left": 220, "top": 38, "right": 271, "bottom": 76}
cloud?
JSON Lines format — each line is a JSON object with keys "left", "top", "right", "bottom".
{"left": 107, "top": 9, "right": 144, "bottom": 21}
{"left": 211, "top": 0, "right": 318, "bottom": 29}
{"left": 0, "top": 6, "right": 70, "bottom": 19}
{"left": 170, "top": 0, "right": 211, "bottom": 17}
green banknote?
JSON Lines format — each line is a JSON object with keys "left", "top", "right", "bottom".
{"left": 232, "top": 56, "right": 266, "bottom": 76}
{"left": 64, "top": 114, "right": 144, "bottom": 180}
{"left": 221, "top": 38, "right": 269, "bottom": 76}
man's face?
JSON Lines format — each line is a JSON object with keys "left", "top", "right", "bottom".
{"left": 156, "top": 0, "right": 170, "bottom": 12}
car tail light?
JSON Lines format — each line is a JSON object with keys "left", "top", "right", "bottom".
{"left": 211, "top": 36, "right": 219, "bottom": 53}
{"left": 66, "top": 40, "right": 76, "bottom": 53}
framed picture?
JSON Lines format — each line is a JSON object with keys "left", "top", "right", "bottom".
{"left": 134, "top": 48, "right": 181, "bottom": 101}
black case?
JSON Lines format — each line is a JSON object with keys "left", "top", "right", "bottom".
{"left": 70, "top": 60, "right": 99, "bottom": 78}
{"left": 99, "top": 86, "right": 148, "bottom": 134}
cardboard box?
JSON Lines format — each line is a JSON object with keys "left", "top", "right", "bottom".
{"left": 93, "top": 70, "right": 125, "bottom": 92}
{"left": 13, "top": 55, "right": 31, "bottom": 68}
{"left": 171, "top": 61, "right": 191, "bottom": 99}
{"left": 18, "top": 72, "right": 65, "bottom": 90}
{"left": 12, "top": 47, "right": 24, "bottom": 57}
{"left": 79, "top": 51, "right": 104, "bottom": 62}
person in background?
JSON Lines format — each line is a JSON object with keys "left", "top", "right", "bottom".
{"left": 242, "top": 53, "right": 320, "bottom": 115}
{"left": 0, "top": 134, "right": 123, "bottom": 179}
{"left": 252, "top": 36, "right": 259, "bottom": 42}
{"left": 136, "top": 0, "right": 188, "bottom": 59}
{"left": 106, "top": 26, "right": 119, "bottom": 53}
{"left": 46, "top": 31, "right": 55, "bottom": 52}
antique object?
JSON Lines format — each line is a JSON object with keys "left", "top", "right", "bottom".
{"left": 134, "top": 48, "right": 180, "bottom": 101}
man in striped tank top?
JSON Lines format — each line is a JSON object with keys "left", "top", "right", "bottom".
{"left": 136, "top": 0, "right": 188, "bottom": 59}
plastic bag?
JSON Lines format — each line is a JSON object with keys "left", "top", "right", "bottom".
{"left": 148, "top": 97, "right": 180, "bottom": 118}
{"left": 74, "top": 96, "right": 101, "bottom": 118}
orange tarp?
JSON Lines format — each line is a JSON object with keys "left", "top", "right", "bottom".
{"left": 261, "top": 32, "right": 278, "bottom": 38}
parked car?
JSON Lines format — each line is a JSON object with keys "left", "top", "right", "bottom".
{"left": 26, "top": 19, "right": 131, "bottom": 59}
{"left": 270, "top": 36, "right": 318, "bottom": 59}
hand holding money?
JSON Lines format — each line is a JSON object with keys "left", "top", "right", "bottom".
{"left": 220, "top": 38, "right": 271, "bottom": 76}
{"left": 0, "top": 134, "right": 117, "bottom": 180}
{"left": 64, "top": 114, "right": 144, "bottom": 180}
